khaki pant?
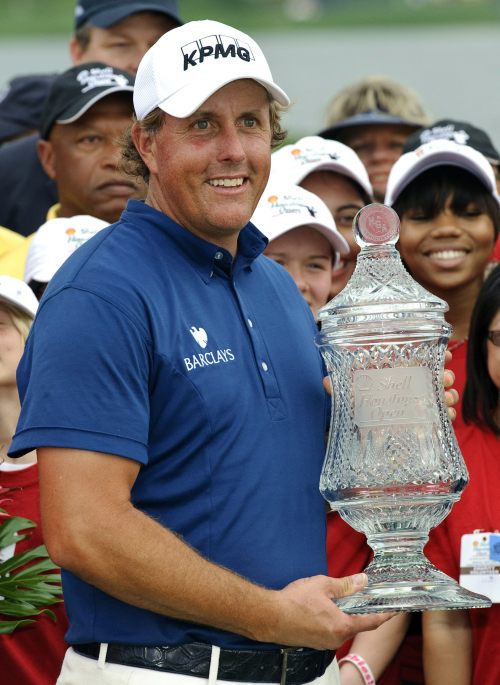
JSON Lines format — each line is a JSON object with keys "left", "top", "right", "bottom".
{"left": 56, "top": 646, "right": 340, "bottom": 685}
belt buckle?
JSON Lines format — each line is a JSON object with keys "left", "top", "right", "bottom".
{"left": 280, "top": 648, "right": 291, "bottom": 685}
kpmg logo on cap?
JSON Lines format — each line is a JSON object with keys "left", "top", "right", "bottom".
{"left": 76, "top": 66, "right": 130, "bottom": 93}
{"left": 420, "top": 125, "right": 469, "bottom": 147}
{"left": 182, "top": 33, "right": 255, "bottom": 71}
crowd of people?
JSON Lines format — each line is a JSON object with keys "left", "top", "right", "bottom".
{"left": 0, "top": 2, "right": 498, "bottom": 685}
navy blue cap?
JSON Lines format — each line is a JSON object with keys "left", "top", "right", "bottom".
{"left": 403, "top": 119, "right": 500, "bottom": 164}
{"left": 0, "top": 73, "right": 57, "bottom": 144}
{"left": 40, "top": 62, "right": 134, "bottom": 140}
{"left": 74, "top": 0, "right": 182, "bottom": 30}
{"left": 318, "top": 111, "right": 425, "bottom": 141}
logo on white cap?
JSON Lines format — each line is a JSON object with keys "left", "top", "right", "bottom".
{"left": 182, "top": 33, "right": 255, "bottom": 71}
{"left": 265, "top": 192, "right": 318, "bottom": 221}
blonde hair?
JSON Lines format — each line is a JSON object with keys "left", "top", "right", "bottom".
{"left": 121, "top": 97, "right": 287, "bottom": 184}
{"left": 1, "top": 303, "right": 33, "bottom": 345}
{"left": 324, "top": 75, "right": 431, "bottom": 127}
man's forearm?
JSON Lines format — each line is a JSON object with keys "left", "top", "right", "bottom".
{"left": 38, "top": 447, "right": 395, "bottom": 650}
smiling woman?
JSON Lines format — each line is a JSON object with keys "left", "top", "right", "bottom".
{"left": 386, "top": 138, "right": 500, "bottom": 431}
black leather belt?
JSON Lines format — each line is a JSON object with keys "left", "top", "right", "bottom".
{"left": 73, "top": 642, "right": 335, "bottom": 684}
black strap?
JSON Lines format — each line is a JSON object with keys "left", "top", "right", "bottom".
{"left": 73, "top": 642, "right": 335, "bottom": 684}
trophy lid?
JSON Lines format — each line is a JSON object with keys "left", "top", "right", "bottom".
{"left": 318, "top": 204, "right": 449, "bottom": 336}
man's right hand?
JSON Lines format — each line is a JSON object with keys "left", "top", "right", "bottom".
{"left": 265, "top": 573, "right": 396, "bottom": 650}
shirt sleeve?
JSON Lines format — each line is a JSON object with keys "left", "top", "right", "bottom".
{"left": 9, "top": 286, "right": 151, "bottom": 464}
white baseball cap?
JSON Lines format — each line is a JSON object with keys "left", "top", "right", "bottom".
{"left": 385, "top": 138, "right": 500, "bottom": 207}
{"left": 24, "top": 215, "right": 109, "bottom": 284}
{"left": 251, "top": 182, "right": 349, "bottom": 256}
{"left": 270, "top": 136, "right": 373, "bottom": 198}
{"left": 0, "top": 275, "right": 38, "bottom": 318}
{"left": 134, "top": 19, "right": 290, "bottom": 120}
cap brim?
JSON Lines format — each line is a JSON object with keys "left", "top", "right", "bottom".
{"left": 319, "top": 113, "right": 424, "bottom": 139}
{"left": 157, "top": 69, "right": 289, "bottom": 119}
{"left": 55, "top": 85, "right": 134, "bottom": 126}
{"left": 85, "top": 3, "right": 182, "bottom": 28}
{"left": 386, "top": 150, "right": 500, "bottom": 207}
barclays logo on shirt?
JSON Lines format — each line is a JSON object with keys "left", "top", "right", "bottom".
{"left": 184, "top": 325, "right": 235, "bottom": 372}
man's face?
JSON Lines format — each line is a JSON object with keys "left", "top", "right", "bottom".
{"left": 38, "top": 94, "right": 144, "bottom": 223}
{"left": 72, "top": 12, "right": 178, "bottom": 74}
{"left": 134, "top": 79, "right": 273, "bottom": 255}
{"left": 341, "top": 124, "right": 416, "bottom": 201}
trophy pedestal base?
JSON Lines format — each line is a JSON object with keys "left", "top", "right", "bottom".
{"left": 336, "top": 559, "right": 491, "bottom": 614}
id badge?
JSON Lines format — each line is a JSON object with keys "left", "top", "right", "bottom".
{"left": 459, "top": 532, "right": 500, "bottom": 603}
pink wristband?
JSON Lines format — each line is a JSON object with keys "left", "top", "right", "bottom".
{"left": 338, "top": 653, "right": 376, "bottom": 685}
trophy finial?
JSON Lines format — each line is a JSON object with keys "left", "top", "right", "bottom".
{"left": 354, "top": 203, "right": 399, "bottom": 247}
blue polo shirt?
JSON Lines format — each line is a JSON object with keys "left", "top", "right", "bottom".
{"left": 11, "top": 200, "right": 329, "bottom": 649}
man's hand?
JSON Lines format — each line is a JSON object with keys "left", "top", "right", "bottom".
{"left": 323, "top": 349, "right": 459, "bottom": 422}
{"left": 265, "top": 573, "right": 395, "bottom": 650}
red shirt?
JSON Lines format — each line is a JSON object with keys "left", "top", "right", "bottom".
{"left": 426, "top": 424, "right": 500, "bottom": 685}
{"left": 0, "top": 463, "right": 68, "bottom": 685}
{"left": 493, "top": 235, "right": 500, "bottom": 262}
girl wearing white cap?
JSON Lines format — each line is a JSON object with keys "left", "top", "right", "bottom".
{"left": 385, "top": 143, "right": 500, "bottom": 685}
{"left": 0, "top": 275, "right": 68, "bottom": 685}
{"left": 386, "top": 138, "right": 500, "bottom": 432}
{"left": 251, "top": 182, "right": 348, "bottom": 320}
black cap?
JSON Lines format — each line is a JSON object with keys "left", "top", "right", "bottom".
{"left": 403, "top": 119, "right": 500, "bottom": 164}
{"left": 74, "top": 0, "right": 182, "bottom": 30}
{"left": 0, "top": 73, "right": 57, "bottom": 144}
{"left": 40, "top": 63, "right": 134, "bottom": 140}
{"left": 318, "top": 111, "right": 426, "bottom": 141}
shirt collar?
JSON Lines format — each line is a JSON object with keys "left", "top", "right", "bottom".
{"left": 122, "top": 201, "right": 268, "bottom": 282}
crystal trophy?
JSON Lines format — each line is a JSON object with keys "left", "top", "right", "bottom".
{"left": 317, "top": 203, "right": 491, "bottom": 613}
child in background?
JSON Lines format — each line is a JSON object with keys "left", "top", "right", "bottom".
{"left": 251, "top": 181, "right": 348, "bottom": 320}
